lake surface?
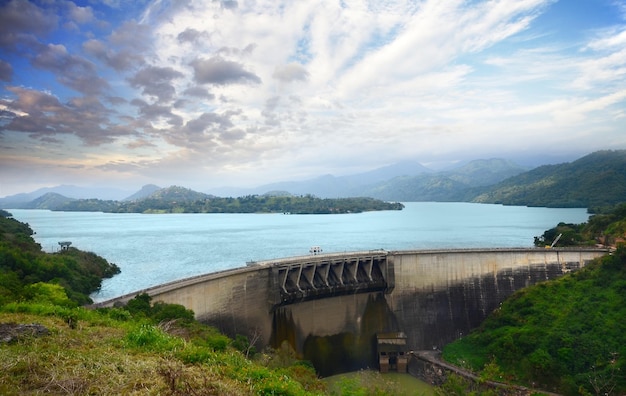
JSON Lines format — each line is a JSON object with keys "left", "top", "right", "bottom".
{"left": 9, "top": 202, "right": 590, "bottom": 302}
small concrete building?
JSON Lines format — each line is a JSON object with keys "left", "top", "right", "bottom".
{"left": 377, "top": 332, "right": 408, "bottom": 373}
{"left": 58, "top": 241, "right": 72, "bottom": 251}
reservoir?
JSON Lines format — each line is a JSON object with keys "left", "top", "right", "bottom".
{"left": 8, "top": 202, "right": 590, "bottom": 302}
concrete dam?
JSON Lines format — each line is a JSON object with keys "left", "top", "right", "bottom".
{"left": 99, "top": 248, "right": 606, "bottom": 376}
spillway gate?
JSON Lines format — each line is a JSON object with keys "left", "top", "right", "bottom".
{"left": 269, "top": 250, "right": 394, "bottom": 308}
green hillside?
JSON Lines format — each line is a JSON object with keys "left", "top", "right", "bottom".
{"left": 147, "top": 185, "right": 213, "bottom": 201}
{"left": 534, "top": 203, "right": 626, "bottom": 247}
{"left": 20, "top": 192, "right": 76, "bottom": 210}
{"left": 363, "top": 158, "right": 528, "bottom": 202}
{"left": 442, "top": 203, "right": 626, "bottom": 395}
{"left": 472, "top": 150, "right": 626, "bottom": 211}
{"left": 362, "top": 173, "right": 469, "bottom": 202}
{"left": 0, "top": 210, "right": 120, "bottom": 306}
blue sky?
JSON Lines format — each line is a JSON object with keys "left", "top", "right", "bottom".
{"left": 0, "top": 0, "right": 625, "bottom": 196}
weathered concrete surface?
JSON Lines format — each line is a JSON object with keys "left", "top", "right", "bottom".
{"left": 387, "top": 249, "right": 599, "bottom": 351}
{"left": 96, "top": 248, "right": 606, "bottom": 374}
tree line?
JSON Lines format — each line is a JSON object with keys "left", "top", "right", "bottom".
{"left": 534, "top": 202, "right": 626, "bottom": 247}
{"left": 56, "top": 194, "right": 405, "bottom": 214}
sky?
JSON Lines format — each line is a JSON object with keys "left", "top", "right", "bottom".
{"left": 0, "top": 0, "right": 625, "bottom": 197}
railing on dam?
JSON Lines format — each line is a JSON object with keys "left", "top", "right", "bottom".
{"left": 268, "top": 250, "right": 395, "bottom": 308}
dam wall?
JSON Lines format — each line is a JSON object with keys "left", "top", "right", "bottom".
{"left": 98, "top": 248, "right": 606, "bottom": 375}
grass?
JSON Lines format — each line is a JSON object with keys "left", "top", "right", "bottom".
{"left": 1, "top": 313, "right": 163, "bottom": 395}
{"left": 324, "top": 370, "right": 434, "bottom": 396}
{"left": 0, "top": 309, "right": 327, "bottom": 395}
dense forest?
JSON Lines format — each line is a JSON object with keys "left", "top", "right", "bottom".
{"left": 471, "top": 150, "right": 626, "bottom": 211}
{"left": 442, "top": 203, "right": 626, "bottom": 396}
{"left": 56, "top": 192, "right": 405, "bottom": 214}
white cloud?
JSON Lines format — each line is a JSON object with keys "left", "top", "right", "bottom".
{"left": 1, "top": 0, "right": 625, "bottom": 195}
{"left": 99, "top": 0, "right": 626, "bottom": 180}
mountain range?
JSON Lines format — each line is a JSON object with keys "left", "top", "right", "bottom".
{"left": 2, "top": 150, "right": 625, "bottom": 211}
{"left": 201, "top": 158, "right": 528, "bottom": 199}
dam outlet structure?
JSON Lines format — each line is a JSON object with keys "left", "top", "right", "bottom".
{"left": 97, "top": 248, "right": 607, "bottom": 376}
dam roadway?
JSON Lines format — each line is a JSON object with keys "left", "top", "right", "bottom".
{"left": 97, "top": 247, "right": 607, "bottom": 375}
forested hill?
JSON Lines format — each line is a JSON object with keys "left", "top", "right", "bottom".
{"left": 52, "top": 188, "right": 405, "bottom": 214}
{"left": 471, "top": 150, "right": 626, "bottom": 211}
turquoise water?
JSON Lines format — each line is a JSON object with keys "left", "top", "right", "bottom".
{"left": 9, "top": 202, "right": 590, "bottom": 302}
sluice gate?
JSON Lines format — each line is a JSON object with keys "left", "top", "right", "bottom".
{"left": 269, "top": 251, "right": 394, "bottom": 308}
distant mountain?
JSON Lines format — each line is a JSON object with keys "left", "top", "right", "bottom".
{"left": 0, "top": 192, "right": 41, "bottom": 209}
{"left": 213, "top": 160, "right": 434, "bottom": 198}
{"left": 21, "top": 193, "right": 75, "bottom": 210}
{"left": 4, "top": 152, "right": 624, "bottom": 211}
{"left": 362, "top": 174, "right": 469, "bottom": 202}
{"left": 339, "top": 160, "right": 433, "bottom": 186}
{"left": 358, "top": 158, "right": 528, "bottom": 201}
{"left": 251, "top": 174, "right": 348, "bottom": 198}
{"left": 0, "top": 185, "right": 132, "bottom": 208}
{"left": 472, "top": 150, "right": 626, "bottom": 210}
{"left": 443, "top": 158, "right": 529, "bottom": 187}
{"left": 123, "top": 184, "right": 161, "bottom": 201}
{"left": 147, "top": 186, "right": 213, "bottom": 202}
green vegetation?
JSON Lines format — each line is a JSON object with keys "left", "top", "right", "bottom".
{"left": 325, "top": 370, "right": 433, "bottom": 396}
{"left": 472, "top": 150, "right": 626, "bottom": 210}
{"left": 534, "top": 202, "right": 626, "bottom": 247}
{"left": 0, "top": 210, "right": 120, "bottom": 306}
{"left": 0, "top": 211, "right": 325, "bottom": 394}
{"left": 0, "top": 302, "right": 327, "bottom": 395}
{"left": 57, "top": 193, "right": 404, "bottom": 214}
{"left": 443, "top": 203, "right": 626, "bottom": 395}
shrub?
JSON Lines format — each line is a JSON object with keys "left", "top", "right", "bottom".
{"left": 176, "top": 345, "right": 217, "bottom": 364}
{"left": 124, "top": 293, "right": 152, "bottom": 317}
{"left": 151, "top": 301, "right": 195, "bottom": 324}
{"left": 203, "top": 332, "right": 231, "bottom": 352}
{"left": 24, "top": 282, "right": 75, "bottom": 307}
{"left": 124, "top": 324, "right": 184, "bottom": 351}
{"left": 106, "top": 307, "right": 132, "bottom": 322}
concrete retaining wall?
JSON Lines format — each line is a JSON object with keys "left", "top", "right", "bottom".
{"left": 97, "top": 248, "right": 606, "bottom": 373}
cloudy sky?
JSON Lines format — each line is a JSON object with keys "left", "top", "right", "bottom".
{"left": 0, "top": 0, "right": 625, "bottom": 197}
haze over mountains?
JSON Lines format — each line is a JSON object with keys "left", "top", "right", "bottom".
{"left": 0, "top": 157, "right": 525, "bottom": 205}
{"left": 2, "top": 150, "right": 625, "bottom": 211}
